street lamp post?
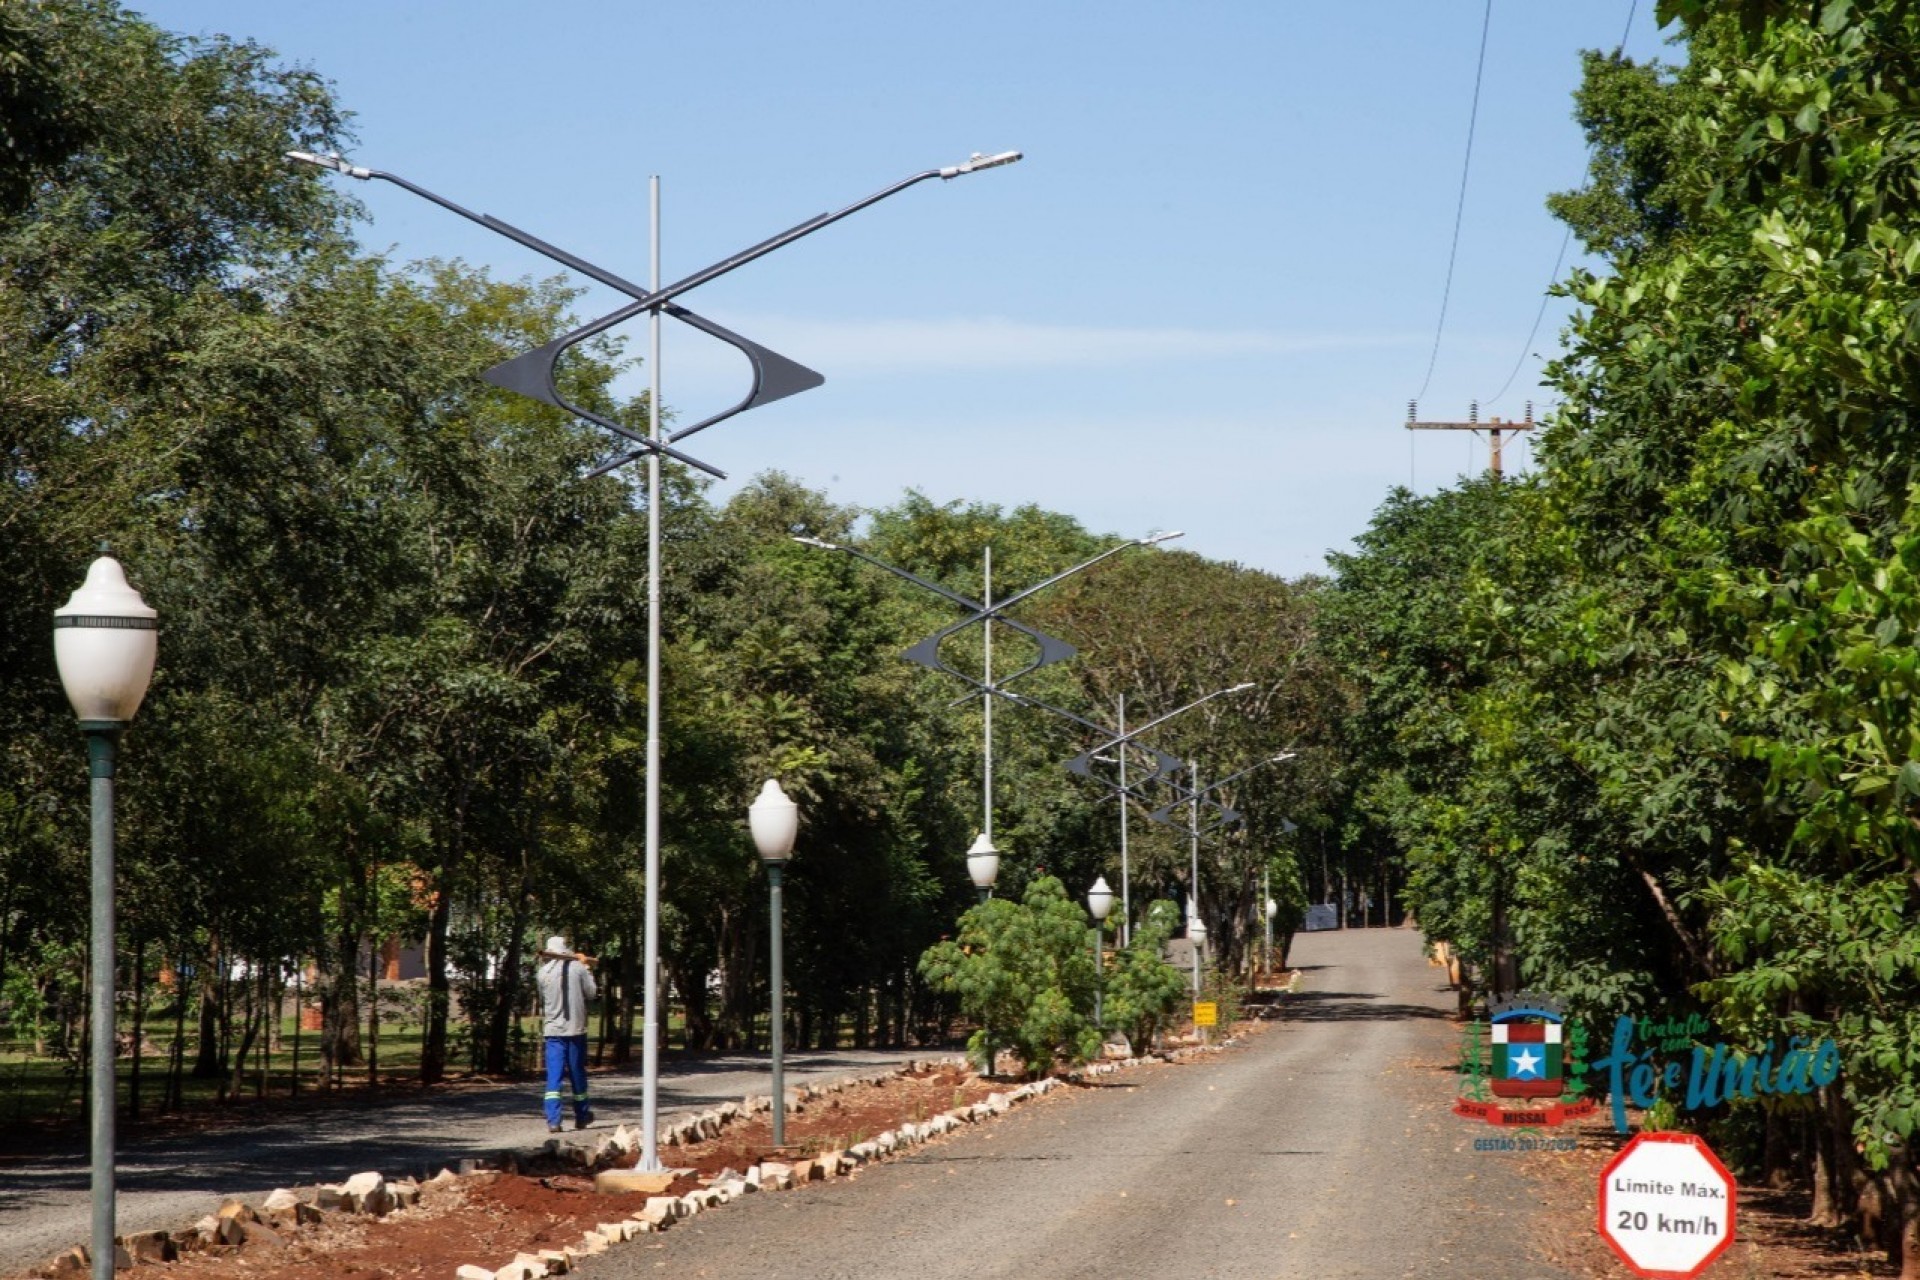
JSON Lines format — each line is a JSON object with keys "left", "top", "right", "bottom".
{"left": 289, "top": 148, "right": 1021, "bottom": 1172}
{"left": 53, "top": 553, "right": 157, "bottom": 1280}
{"left": 749, "top": 780, "right": 798, "bottom": 1149}
{"left": 964, "top": 835, "right": 1000, "bottom": 1077}
{"left": 795, "top": 531, "right": 1180, "bottom": 891}
{"left": 1264, "top": 882, "right": 1277, "bottom": 978}
{"left": 1145, "top": 750, "right": 1297, "bottom": 1002}
{"left": 1087, "top": 876, "right": 1114, "bottom": 1030}
{"left": 1059, "top": 682, "right": 1252, "bottom": 944}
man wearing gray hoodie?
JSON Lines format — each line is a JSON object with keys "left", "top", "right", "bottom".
{"left": 538, "top": 935, "right": 598, "bottom": 1132}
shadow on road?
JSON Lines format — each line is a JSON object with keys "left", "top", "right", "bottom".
{"left": 1280, "top": 990, "right": 1454, "bottom": 1023}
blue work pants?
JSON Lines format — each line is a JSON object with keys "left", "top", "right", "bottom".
{"left": 543, "top": 1034, "right": 589, "bottom": 1127}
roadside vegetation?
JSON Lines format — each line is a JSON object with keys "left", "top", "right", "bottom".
{"left": 1323, "top": 3, "right": 1920, "bottom": 1273}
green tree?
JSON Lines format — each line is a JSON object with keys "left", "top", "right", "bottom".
{"left": 918, "top": 875, "right": 1101, "bottom": 1077}
{"left": 1100, "top": 899, "right": 1188, "bottom": 1054}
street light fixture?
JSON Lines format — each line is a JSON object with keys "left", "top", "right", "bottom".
{"left": 749, "top": 779, "right": 798, "bottom": 1149}
{"left": 1057, "top": 681, "right": 1255, "bottom": 944}
{"left": 966, "top": 833, "right": 1000, "bottom": 904}
{"left": 53, "top": 553, "right": 157, "bottom": 1280}
{"left": 291, "top": 147, "right": 1022, "bottom": 1173}
{"left": 1087, "top": 876, "right": 1114, "bottom": 1030}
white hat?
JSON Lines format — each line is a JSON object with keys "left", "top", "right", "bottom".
{"left": 545, "top": 935, "right": 568, "bottom": 956}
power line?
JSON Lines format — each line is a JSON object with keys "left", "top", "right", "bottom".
{"left": 1482, "top": 0, "right": 1639, "bottom": 408}
{"left": 1482, "top": 227, "right": 1570, "bottom": 407}
{"left": 1414, "top": 0, "right": 1494, "bottom": 404}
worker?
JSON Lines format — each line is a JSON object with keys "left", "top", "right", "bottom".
{"left": 538, "top": 935, "right": 597, "bottom": 1132}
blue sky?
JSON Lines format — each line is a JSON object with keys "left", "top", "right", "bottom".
{"left": 140, "top": 1, "right": 1666, "bottom": 578}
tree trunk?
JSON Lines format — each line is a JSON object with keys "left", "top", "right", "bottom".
{"left": 322, "top": 929, "right": 363, "bottom": 1079}
{"left": 1888, "top": 1148, "right": 1920, "bottom": 1280}
{"left": 225, "top": 970, "right": 261, "bottom": 1098}
{"left": 614, "top": 926, "right": 637, "bottom": 1064}
{"left": 1763, "top": 1106, "right": 1795, "bottom": 1189}
{"left": 421, "top": 880, "right": 454, "bottom": 1085}
{"left": 191, "top": 957, "right": 223, "bottom": 1080}
{"left": 485, "top": 847, "right": 535, "bottom": 1073}
{"left": 165, "top": 961, "right": 187, "bottom": 1112}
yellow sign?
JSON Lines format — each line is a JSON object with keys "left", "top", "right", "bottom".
{"left": 1193, "top": 1001, "right": 1218, "bottom": 1027}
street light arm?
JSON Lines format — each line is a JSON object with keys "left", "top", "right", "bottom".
{"left": 999, "top": 688, "right": 1116, "bottom": 737}
{"left": 1193, "top": 750, "right": 1298, "bottom": 799}
{"left": 648, "top": 151, "right": 1017, "bottom": 316}
{"left": 1102, "top": 680, "right": 1253, "bottom": 748}
{"left": 791, "top": 536, "right": 984, "bottom": 612}
{"left": 990, "top": 531, "right": 1178, "bottom": 615}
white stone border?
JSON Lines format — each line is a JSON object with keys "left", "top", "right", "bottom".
{"left": 44, "top": 1036, "right": 1266, "bottom": 1279}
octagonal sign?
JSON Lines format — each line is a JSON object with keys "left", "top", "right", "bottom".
{"left": 1598, "top": 1132, "right": 1737, "bottom": 1278}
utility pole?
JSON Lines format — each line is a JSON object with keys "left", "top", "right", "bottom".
{"left": 1405, "top": 400, "right": 1533, "bottom": 479}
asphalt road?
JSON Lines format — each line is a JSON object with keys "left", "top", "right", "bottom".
{"left": 0, "top": 1046, "right": 929, "bottom": 1276}
{"left": 582, "top": 928, "right": 1575, "bottom": 1280}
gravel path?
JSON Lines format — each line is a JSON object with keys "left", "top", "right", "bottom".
{"left": 0, "top": 1046, "right": 928, "bottom": 1275}
{"left": 580, "top": 928, "right": 1575, "bottom": 1280}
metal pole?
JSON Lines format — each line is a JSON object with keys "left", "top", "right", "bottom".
{"left": 1190, "top": 758, "right": 1202, "bottom": 999}
{"left": 1092, "top": 925, "right": 1102, "bottom": 1029}
{"left": 982, "top": 546, "right": 992, "bottom": 842}
{"left": 975, "top": 884, "right": 991, "bottom": 1076}
{"left": 639, "top": 175, "right": 663, "bottom": 1173}
{"left": 769, "top": 863, "right": 785, "bottom": 1148}
{"left": 87, "top": 727, "right": 119, "bottom": 1280}
{"left": 1263, "top": 865, "right": 1272, "bottom": 977}
{"left": 1117, "top": 694, "right": 1130, "bottom": 947}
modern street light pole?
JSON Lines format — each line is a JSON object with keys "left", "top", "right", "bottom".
{"left": 794, "top": 531, "right": 1178, "bottom": 884}
{"left": 1145, "top": 749, "right": 1298, "bottom": 1000}
{"left": 983, "top": 546, "right": 993, "bottom": 844}
{"left": 749, "top": 780, "right": 799, "bottom": 1148}
{"left": 288, "top": 148, "right": 1021, "bottom": 1172}
{"left": 1045, "top": 682, "right": 1253, "bottom": 944}
{"left": 1189, "top": 757, "right": 1204, "bottom": 998}
{"left": 1116, "top": 695, "right": 1129, "bottom": 944}
{"left": 53, "top": 553, "right": 157, "bottom": 1280}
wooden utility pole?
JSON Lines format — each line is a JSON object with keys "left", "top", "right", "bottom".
{"left": 1405, "top": 400, "right": 1533, "bottom": 478}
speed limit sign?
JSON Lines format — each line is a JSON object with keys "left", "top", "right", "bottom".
{"left": 1598, "top": 1132, "right": 1737, "bottom": 1278}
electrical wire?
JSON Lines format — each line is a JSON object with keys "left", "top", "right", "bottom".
{"left": 1482, "top": 227, "right": 1570, "bottom": 407}
{"left": 1414, "top": 0, "right": 1494, "bottom": 404}
{"left": 1482, "top": 0, "right": 1639, "bottom": 408}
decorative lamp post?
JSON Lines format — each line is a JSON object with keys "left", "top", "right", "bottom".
{"left": 966, "top": 833, "right": 1000, "bottom": 904}
{"left": 1187, "top": 896, "right": 1207, "bottom": 998}
{"left": 964, "top": 832, "right": 1002, "bottom": 1077}
{"left": 292, "top": 145, "right": 1022, "bottom": 1176}
{"left": 749, "top": 779, "right": 798, "bottom": 1148}
{"left": 1265, "top": 893, "right": 1278, "bottom": 977}
{"left": 1087, "top": 876, "right": 1114, "bottom": 1029}
{"left": 53, "top": 553, "right": 157, "bottom": 1280}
